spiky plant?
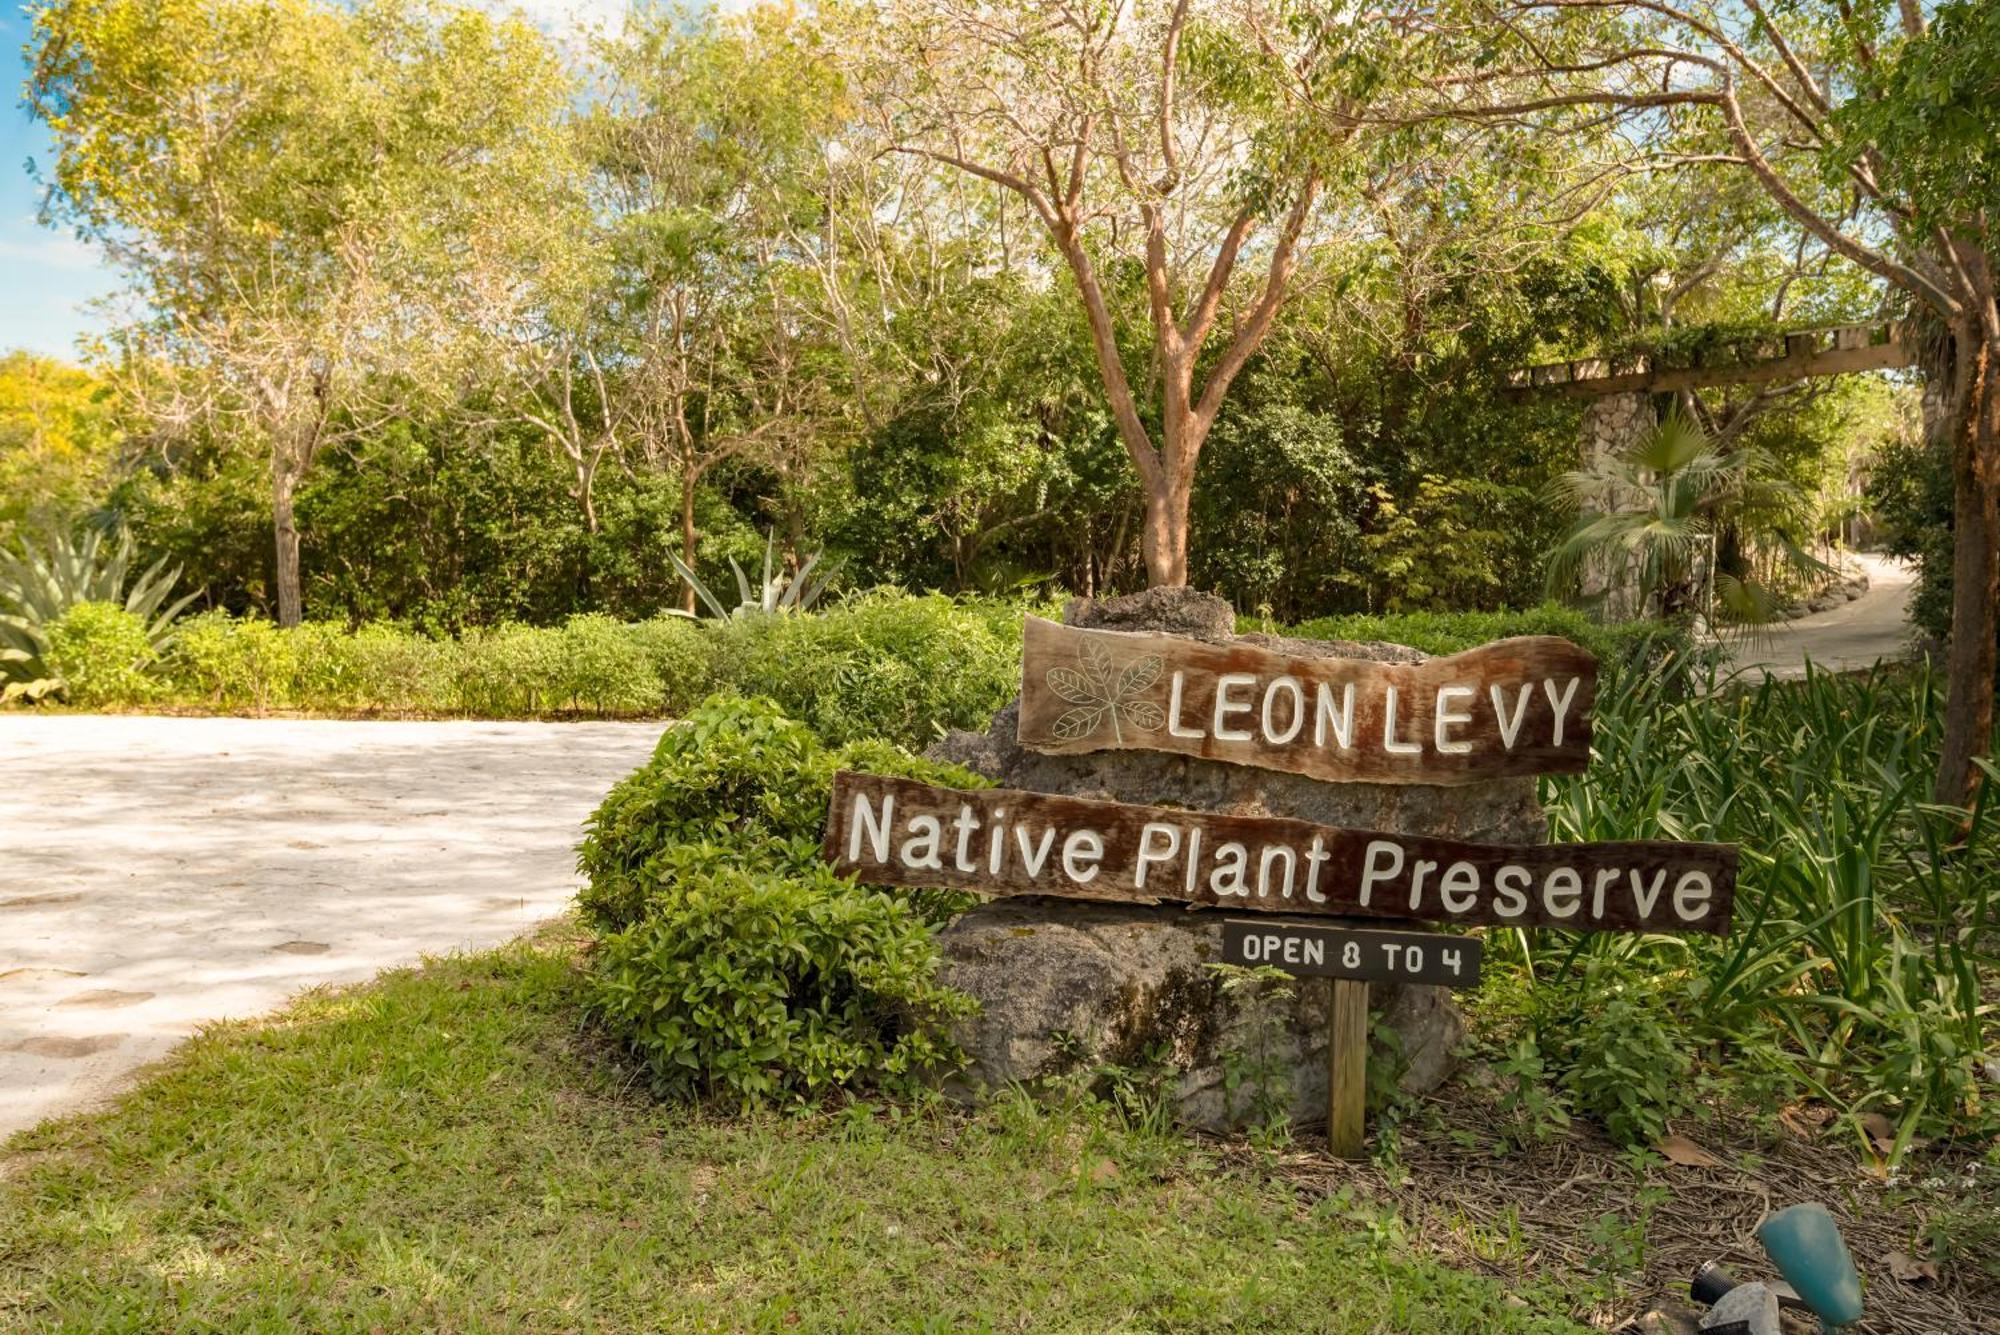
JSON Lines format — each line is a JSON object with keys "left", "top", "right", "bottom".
{"left": 665, "top": 530, "right": 835, "bottom": 620}
{"left": 0, "top": 527, "right": 199, "bottom": 701}
{"left": 1545, "top": 411, "right": 1827, "bottom": 623}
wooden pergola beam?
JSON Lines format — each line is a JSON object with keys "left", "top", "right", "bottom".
{"left": 1502, "top": 322, "right": 1915, "bottom": 399}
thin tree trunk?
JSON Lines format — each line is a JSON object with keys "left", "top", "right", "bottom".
{"left": 1141, "top": 472, "right": 1194, "bottom": 587}
{"left": 272, "top": 455, "right": 303, "bottom": 629}
{"left": 679, "top": 469, "right": 699, "bottom": 616}
{"left": 1935, "top": 323, "right": 2000, "bottom": 808}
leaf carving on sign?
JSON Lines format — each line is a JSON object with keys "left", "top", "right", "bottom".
{"left": 1046, "top": 640, "right": 1166, "bottom": 744}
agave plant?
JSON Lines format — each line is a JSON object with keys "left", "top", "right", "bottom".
{"left": 1545, "top": 410, "right": 1828, "bottom": 623}
{"left": 665, "top": 530, "right": 835, "bottom": 620}
{"left": 0, "top": 526, "right": 199, "bottom": 701}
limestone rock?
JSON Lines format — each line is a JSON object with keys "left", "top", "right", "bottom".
{"left": 936, "top": 899, "right": 1464, "bottom": 1132}
{"left": 920, "top": 587, "right": 1554, "bottom": 1127}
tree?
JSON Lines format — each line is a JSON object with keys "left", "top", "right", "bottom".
{"left": 585, "top": 8, "right": 847, "bottom": 610}
{"left": 29, "top": 0, "right": 572, "bottom": 625}
{"left": 0, "top": 353, "right": 121, "bottom": 542}
{"left": 1414, "top": 0, "right": 2000, "bottom": 803}
{"left": 861, "top": 0, "right": 1358, "bottom": 587}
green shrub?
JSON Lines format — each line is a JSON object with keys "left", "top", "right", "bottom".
{"left": 577, "top": 693, "right": 989, "bottom": 1108}
{"left": 711, "top": 590, "right": 1026, "bottom": 749}
{"left": 1271, "top": 604, "right": 1692, "bottom": 673}
{"left": 1529, "top": 659, "right": 2000, "bottom": 1157}
{"left": 588, "top": 859, "right": 975, "bottom": 1107}
{"left": 577, "top": 693, "right": 985, "bottom": 933}
{"left": 454, "top": 623, "right": 564, "bottom": 716}
{"left": 334, "top": 624, "right": 460, "bottom": 713}
{"left": 1539, "top": 960, "right": 1692, "bottom": 1147}
{"left": 553, "top": 613, "right": 665, "bottom": 715}
{"left": 624, "top": 615, "right": 716, "bottom": 715}
{"left": 165, "top": 609, "right": 299, "bottom": 710}
{"left": 43, "top": 601, "right": 160, "bottom": 706}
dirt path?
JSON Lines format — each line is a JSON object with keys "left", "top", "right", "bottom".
{"left": 1717, "top": 552, "right": 1917, "bottom": 679}
{"left": 0, "top": 714, "right": 660, "bottom": 1139}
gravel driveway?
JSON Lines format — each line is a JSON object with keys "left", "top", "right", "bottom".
{"left": 0, "top": 714, "right": 661, "bottom": 1139}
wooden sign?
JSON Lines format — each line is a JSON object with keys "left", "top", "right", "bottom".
{"left": 823, "top": 771, "right": 1736, "bottom": 935}
{"left": 1220, "top": 920, "right": 1483, "bottom": 987}
{"left": 1015, "top": 617, "right": 1597, "bottom": 786}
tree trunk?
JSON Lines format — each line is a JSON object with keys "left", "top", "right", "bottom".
{"left": 272, "top": 457, "right": 303, "bottom": 629}
{"left": 1935, "top": 322, "right": 2000, "bottom": 809}
{"left": 1141, "top": 472, "right": 1194, "bottom": 587}
{"left": 679, "top": 469, "right": 699, "bottom": 616}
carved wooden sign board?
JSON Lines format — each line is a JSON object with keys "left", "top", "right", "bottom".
{"left": 1014, "top": 617, "right": 1597, "bottom": 786}
{"left": 823, "top": 772, "right": 1738, "bottom": 936}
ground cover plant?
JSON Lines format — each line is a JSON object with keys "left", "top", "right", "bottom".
{"left": 0, "top": 931, "right": 1594, "bottom": 1333}
{"left": 1519, "top": 661, "right": 1999, "bottom": 1162}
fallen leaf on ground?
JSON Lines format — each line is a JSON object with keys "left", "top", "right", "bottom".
{"left": 1656, "top": 1133, "right": 1723, "bottom": 1168}
{"left": 1858, "top": 1111, "right": 1897, "bottom": 1154}
{"left": 1885, "top": 1251, "right": 1939, "bottom": 1284}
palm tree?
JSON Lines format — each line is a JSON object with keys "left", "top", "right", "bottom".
{"left": 1546, "top": 410, "right": 1826, "bottom": 622}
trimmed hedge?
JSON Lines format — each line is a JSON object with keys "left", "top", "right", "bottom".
{"left": 16, "top": 589, "right": 1684, "bottom": 751}
{"left": 1264, "top": 603, "right": 1692, "bottom": 671}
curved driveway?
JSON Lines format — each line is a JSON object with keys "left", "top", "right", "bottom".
{"left": 0, "top": 714, "right": 660, "bottom": 1140}
{"left": 1717, "top": 552, "right": 1917, "bottom": 679}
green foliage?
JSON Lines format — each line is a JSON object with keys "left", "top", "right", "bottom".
{"left": 1347, "top": 477, "right": 1519, "bottom": 614}
{"left": 588, "top": 860, "right": 975, "bottom": 1107}
{"left": 1207, "top": 962, "right": 1297, "bottom": 1144}
{"left": 711, "top": 590, "right": 1030, "bottom": 749}
{"left": 1546, "top": 411, "right": 1824, "bottom": 622}
{"left": 576, "top": 692, "right": 986, "bottom": 933}
{"left": 1868, "top": 428, "right": 1956, "bottom": 642}
{"left": 43, "top": 602, "right": 160, "bottom": 707}
{"left": 577, "top": 694, "right": 988, "bottom": 1107}
{"left": 1531, "top": 660, "right": 2000, "bottom": 1158}
{"left": 1540, "top": 960, "right": 1692, "bottom": 1147}
{"left": 0, "top": 353, "right": 121, "bottom": 544}
{"left": 667, "top": 530, "right": 834, "bottom": 620}
{"left": 0, "top": 526, "right": 196, "bottom": 703}
{"left": 1273, "top": 605, "right": 1691, "bottom": 673}
{"left": 169, "top": 609, "right": 302, "bottom": 710}
{"left": 1836, "top": 0, "right": 2000, "bottom": 235}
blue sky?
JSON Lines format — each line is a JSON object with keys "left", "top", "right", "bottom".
{"left": 2, "top": 5, "right": 119, "bottom": 362}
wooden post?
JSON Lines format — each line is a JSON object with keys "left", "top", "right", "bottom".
{"left": 1327, "top": 978, "right": 1369, "bottom": 1159}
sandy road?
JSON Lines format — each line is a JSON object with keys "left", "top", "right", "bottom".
{"left": 0, "top": 714, "right": 660, "bottom": 1139}
{"left": 1717, "top": 552, "right": 1917, "bottom": 679}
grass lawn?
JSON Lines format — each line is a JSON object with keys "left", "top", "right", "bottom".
{"left": 0, "top": 927, "right": 1588, "bottom": 1333}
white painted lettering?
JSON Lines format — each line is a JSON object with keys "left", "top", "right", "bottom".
{"left": 1212, "top": 674, "right": 1256, "bottom": 742}
{"left": 1134, "top": 822, "right": 1181, "bottom": 890}
{"left": 1383, "top": 686, "right": 1422, "bottom": 754}
{"left": 1434, "top": 685, "right": 1475, "bottom": 754}
{"left": 1314, "top": 681, "right": 1356, "bottom": 749}
{"left": 1062, "top": 829, "right": 1104, "bottom": 883}
{"left": 1358, "top": 840, "right": 1404, "bottom": 907}
{"left": 849, "top": 792, "right": 893, "bottom": 863}
{"left": 1261, "top": 676, "right": 1307, "bottom": 745}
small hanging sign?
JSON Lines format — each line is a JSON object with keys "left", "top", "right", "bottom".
{"left": 1015, "top": 617, "right": 1597, "bottom": 786}
{"left": 1220, "top": 920, "right": 1483, "bottom": 987}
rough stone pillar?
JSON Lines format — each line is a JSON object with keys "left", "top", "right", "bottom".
{"left": 1576, "top": 391, "right": 1657, "bottom": 620}
{"left": 924, "top": 587, "right": 1547, "bottom": 1133}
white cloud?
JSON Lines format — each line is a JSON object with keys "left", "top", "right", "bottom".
{"left": 0, "top": 225, "right": 104, "bottom": 273}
